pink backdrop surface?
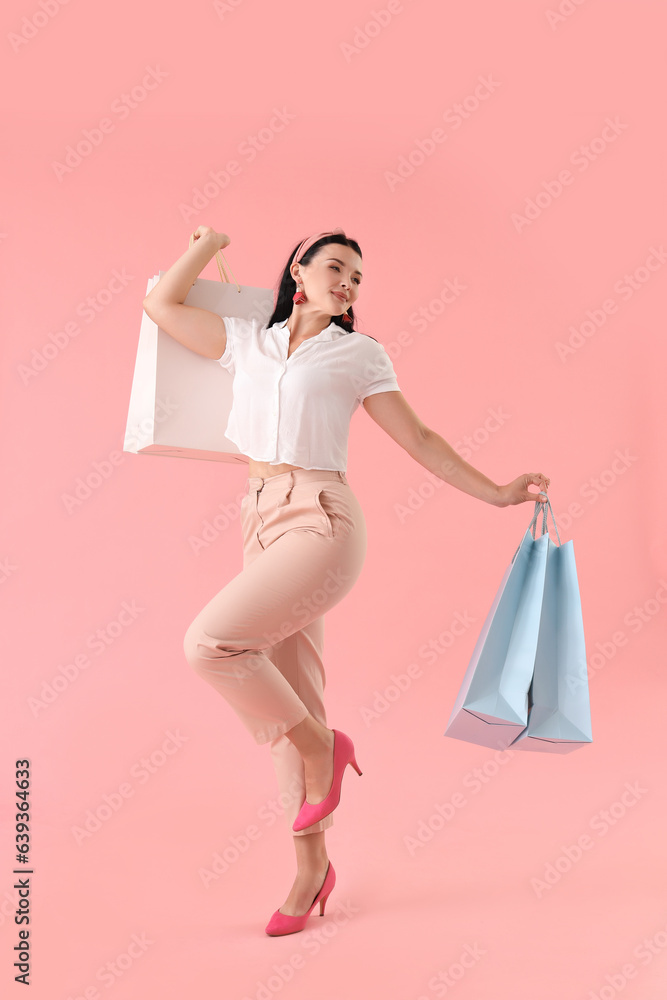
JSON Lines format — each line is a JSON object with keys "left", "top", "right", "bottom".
{"left": 2, "top": 1, "right": 667, "bottom": 997}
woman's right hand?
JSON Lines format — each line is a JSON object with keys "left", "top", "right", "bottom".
{"left": 496, "top": 472, "right": 550, "bottom": 507}
{"left": 191, "top": 225, "right": 231, "bottom": 252}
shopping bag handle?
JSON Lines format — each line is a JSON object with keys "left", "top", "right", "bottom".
{"left": 527, "top": 492, "right": 562, "bottom": 546}
{"left": 189, "top": 234, "right": 241, "bottom": 293}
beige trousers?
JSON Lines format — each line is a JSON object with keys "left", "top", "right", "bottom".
{"left": 183, "top": 468, "right": 368, "bottom": 835}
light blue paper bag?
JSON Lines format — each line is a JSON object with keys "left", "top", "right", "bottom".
{"left": 510, "top": 497, "right": 592, "bottom": 753}
{"left": 444, "top": 501, "right": 551, "bottom": 751}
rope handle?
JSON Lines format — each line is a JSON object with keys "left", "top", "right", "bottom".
{"left": 510, "top": 491, "right": 562, "bottom": 564}
{"left": 188, "top": 233, "right": 241, "bottom": 293}
{"left": 527, "top": 491, "right": 562, "bottom": 546}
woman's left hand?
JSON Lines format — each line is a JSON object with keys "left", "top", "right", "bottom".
{"left": 496, "top": 473, "right": 550, "bottom": 508}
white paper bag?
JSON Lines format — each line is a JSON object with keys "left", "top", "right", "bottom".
{"left": 123, "top": 267, "right": 274, "bottom": 463}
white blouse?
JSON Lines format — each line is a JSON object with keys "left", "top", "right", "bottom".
{"left": 217, "top": 315, "right": 401, "bottom": 471}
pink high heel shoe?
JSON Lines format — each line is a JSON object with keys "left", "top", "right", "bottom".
{"left": 292, "top": 729, "right": 362, "bottom": 832}
{"left": 265, "top": 861, "right": 336, "bottom": 936}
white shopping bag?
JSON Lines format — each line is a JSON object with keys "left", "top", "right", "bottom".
{"left": 123, "top": 250, "right": 274, "bottom": 463}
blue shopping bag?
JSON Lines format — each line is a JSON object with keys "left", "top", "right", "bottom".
{"left": 510, "top": 497, "right": 592, "bottom": 753}
{"left": 444, "top": 501, "right": 551, "bottom": 751}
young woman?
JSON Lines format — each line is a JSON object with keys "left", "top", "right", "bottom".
{"left": 142, "top": 226, "right": 550, "bottom": 936}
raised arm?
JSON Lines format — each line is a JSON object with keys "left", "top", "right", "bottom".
{"left": 362, "top": 390, "right": 550, "bottom": 507}
{"left": 142, "top": 227, "right": 231, "bottom": 360}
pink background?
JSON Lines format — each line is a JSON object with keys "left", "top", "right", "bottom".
{"left": 2, "top": 1, "right": 667, "bottom": 997}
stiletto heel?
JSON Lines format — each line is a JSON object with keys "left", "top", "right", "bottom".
{"left": 292, "top": 729, "right": 363, "bottom": 832}
{"left": 265, "top": 861, "right": 336, "bottom": 936}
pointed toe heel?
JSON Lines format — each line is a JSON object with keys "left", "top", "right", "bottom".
{"left": 292, "top": 729, "right": 362, "bottom": 832}
{"left": 264, "top": 861, "right": 336, "bottom": 936}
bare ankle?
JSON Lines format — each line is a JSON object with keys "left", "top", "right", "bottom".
{"left": 286, "top": 717, "right": 332, "bottom": 758}
{"left": 297, "top": 855, "right": 329, "bottom": 877}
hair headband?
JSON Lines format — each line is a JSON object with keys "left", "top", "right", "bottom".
{"left": 293, "top": 228, "right": 345, "bottom": 263}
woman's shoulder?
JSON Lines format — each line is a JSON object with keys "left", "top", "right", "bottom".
{"left": 346, "top": 329, "right": 389, "bottom": 353}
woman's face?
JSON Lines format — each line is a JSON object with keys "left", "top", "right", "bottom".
{"left": 292, "top": 243, "right": 363, "bottom": 317}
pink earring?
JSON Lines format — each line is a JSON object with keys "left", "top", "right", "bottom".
{"left": 341, "top": 311, "right": 352, "bottom": 325}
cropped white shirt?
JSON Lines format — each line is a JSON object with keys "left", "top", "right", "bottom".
{"left": 216, "top": 316, "right": 401, "bottom": 471}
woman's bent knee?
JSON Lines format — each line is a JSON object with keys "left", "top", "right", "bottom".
{"left": 183, "top": 622, "right": 201, "bottom": 668}
{"left": 183, "top": 621, "right": 227, "bottom": 668}
{"left": 183, "top": 620, "right": 262, "bottom": 672}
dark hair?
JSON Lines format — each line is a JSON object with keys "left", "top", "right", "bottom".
{"left": 266, "top": 233, "right": 363, "bottom": 333}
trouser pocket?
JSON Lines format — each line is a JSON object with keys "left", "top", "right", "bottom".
{"left": 312, "top": 487, "right": 335, "bottom": 538}
{"left": 312, "top": 484, "right": 360, "bottom": 540}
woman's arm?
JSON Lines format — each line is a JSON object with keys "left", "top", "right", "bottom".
{"left": 361, "top": 390, "right": 550, "bottom": 507}
{"left": 142, "top": 227, "right": 230, "bottom": 360}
